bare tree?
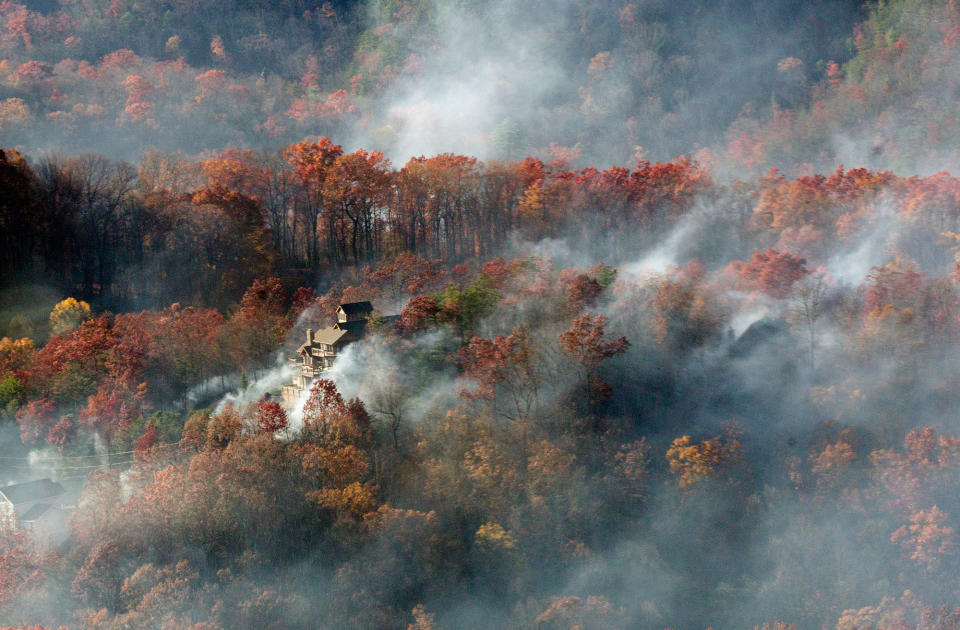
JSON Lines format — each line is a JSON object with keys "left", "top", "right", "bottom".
{"left": 790, "top": 268, "right": 829, "bottom": 372}
{"left": 370, "top": 368, "right": 409, "bottom": 450}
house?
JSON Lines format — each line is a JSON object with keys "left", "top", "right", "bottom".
{"left": 0, "top": 478, "right": 70, "bottom": 541}
{"left": 281, "top": 302, "right": 397, "bottom": 406}
{"left": 337, "top": 301, "right": 373, "bottom": 323}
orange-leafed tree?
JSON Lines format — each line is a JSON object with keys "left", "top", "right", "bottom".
{"left": 322, "top": 149, "right": 392, "bottom": 265}
{"left": 285, "top": 138, "right": 343, "bottom": 268}
{"left": 666, "top": 430, "right": 744, "bottom": 491}
{"left": 648, "top": 261, "right": 726, "bottom": 354}
{"left": 891, "top": 506, "right": 957, "bottom": 573}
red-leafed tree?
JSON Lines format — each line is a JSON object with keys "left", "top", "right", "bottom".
{"left": 559, "top": 314, "right": 630, "bottom": 371}
{"left": 559, "top": 314, "right": 629, "bottom": 420}
{"left": 366, "top": 252, "right": 445, "bottom": 297}
{"left": 22, "top": 316, "right": 116, "bottom": 403}
{"left": 291, "top": 286, "right": 319, "bottom": 313}
{"left": 302, "top": 379, "right": 370, "bottom": 448}
{"left": 457, "top": 326, "right": 542, "bottom": 423}
{"left": 399, "top": 296, "right": 440, "bottom": 334}
{"left": 257, "top": 401, "right": 288, "bottom": 433}
{"left": 728, "top": 249, "right": 809, "bottom": 298}
{"left": 865, "top": 259, "right": 928, "bottom": 315}
{"left": 226, "top": 278, "right": 290, "bottom": 375}
{"left": 14, "top": 397, "right": 57, "bottom": 445}
{"left": 47, "top": 414, "right": 75, "bottom": 450}
{"left": 134, "top": 421, "right": 159, "bottom": 453}
{"left": 560, "top": 269, "right": 602, "bottom": 313}
{"left": 77, "top": 376, "right": 148, "bottom": 443}
{"left": 0, "top": 529, "right": 45, "bottom": 615}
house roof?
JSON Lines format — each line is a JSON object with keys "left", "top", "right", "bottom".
{"left": 338, "top": 301, "right": 373, "bottom": 317}
{"left": 19, "top": 503, "right": 53, "bottom": 522}
{"left": 0, "top": 478, "right": 65, "bottom": 505}
{"left": 729, "top": 317, "right": 791, "bottom": 359}
{"left": 298, "top": 326, "right": 349, "bottom": 354}
{"left": 313, "top": 326, "right": 350, "bottom": 345}
{"left": 334, "top": 319, "right": 368, "bottom": 338}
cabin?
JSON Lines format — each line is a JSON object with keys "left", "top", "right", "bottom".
{"left": 0, "top": 478, "right": 69, "bottom": 541}
{"left": 281, "top": 301, "right": 397, "bottom": 406}
{"left": 337, "top": 301, "right": 373, "bottom": 323}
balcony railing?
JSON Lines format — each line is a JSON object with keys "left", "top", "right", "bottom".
{"left": 299, "top": 363, "right": 335, "bottom": 378}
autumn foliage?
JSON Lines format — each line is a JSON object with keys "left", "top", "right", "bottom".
{"left": 6, "top": 1, "right": 960, "bottom": 625}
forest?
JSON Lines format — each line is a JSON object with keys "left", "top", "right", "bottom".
{"left": 6, "top": 0, "right": 960, "bottom": 629}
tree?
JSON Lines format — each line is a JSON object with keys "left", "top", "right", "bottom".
{"left": 648, "top": 261, "right": 725, "bottom": 354}
{"left": 558, "top": 314, "right": 629, "bottom": 416}
{"left": 47, "top": 414, "right": 76, "bottom": 450}
{"left": 291, "top": 287, "right": 318, "bottom": 313}
{"left": 790, "top": 268, "right": 830, "bottom": 370}
{"left": 435, "top": 274, "right": 501, "bottom": 342}
{"left": 285, "top": 138, "right": 343, "bottom": 268}
{"left": 892, "top": 506, "right": 957, "bottom": 573}
{"left": 811, "top": 440, "right": 857, "bottom": 491}
{"left": 15, "top": 398, "right": 57, "bottom": 445}
{"left": 458, "top": 326, "right": 542, "bottom": 424}
{"left": 366, "top": 253, "right": 445, "bottom": 297}
{"left": 302, "top": 379, "right": 370, "bottom": 448}
{"left": 257, "top": 401, "right": 287, "bottom": 433}
{"left": 666, "top": 431, "right": 743, "bottom": 491}
{"left": 22, "top": 315, "right": 117, "bottom": 405}
{"left": 134, "top": 421, "right": 159, "bottom": 454}
{"left": 0, "top": 374, "right": 24, "bottom": 419}
{"left": 533, "top": 595, "right": 625, "bottom": 630}
{"left": 0, "top": 528, "right": 45, "bottom": 615}
{"left": 728, "top": 249, "right": 809, "bottom": 299}
{"left": 399, "top": 296, "right": 440, "bottom": 334}
{"left": 0, "top": 149, "right": 39, "bottom": 278}
{"left": 369, "top": 368, "right": 408, "bottom": 449}
{"left": 559, "top": 270, "right": 602, "bottom": 314}
{"left": 49, "top": 297, "right": 91, "bottom": 335}
{"left": 78, "top": 376, "right": 148, "bottom": 444}
{"left": 322, "top": 149, "right": 392, "bottom": 264}
{"left": 35, "top": 155, "right": 140, "bottom": 301}
{"left": 72, "top": 541, "right": 128, "bottom": 610}
{"left": 0, "top": 337, "right": 34, "bottom": 375}
{"left": 226, "top": 278, "right": 290, "bottom": 376}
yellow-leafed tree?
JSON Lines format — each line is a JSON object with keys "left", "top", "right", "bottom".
{"left": 49, "top": 297, "right": 91, "bottom": 335}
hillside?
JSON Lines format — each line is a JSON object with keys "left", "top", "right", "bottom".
{"left": 5, "top": 1, "right": 960, "bottom": 629}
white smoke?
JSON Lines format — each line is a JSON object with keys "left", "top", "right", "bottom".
{"left": 213, "top": 352, "right": 294, "bottom": 413}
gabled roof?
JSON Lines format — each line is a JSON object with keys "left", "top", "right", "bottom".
{"left": 298, "top": 326, "right": 349, "bottom": 354}
{"left": 0, "top": 479, "right": 65, "bottom": 505}
{"left": 729, "top": 317, "right": 791, "bottom": 359}
{"left": 337, "top": 301, "right": 373, "bottom": 317}
{"left": 19, "top": 503, "right": 54, "bottom": 522}
{"left": 334, "top": 319, "right": 368, "bottom": 338}
{"left": 313, "top": 326, "right": 350, "bottom": 345}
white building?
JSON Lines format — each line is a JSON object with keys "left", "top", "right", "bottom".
{"left": 0, "top": 478, "right": 69, "bottom": 541}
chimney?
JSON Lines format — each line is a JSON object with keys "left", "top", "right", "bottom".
{"left": 306, "top": 329, "right": 314, "bottom": 345}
